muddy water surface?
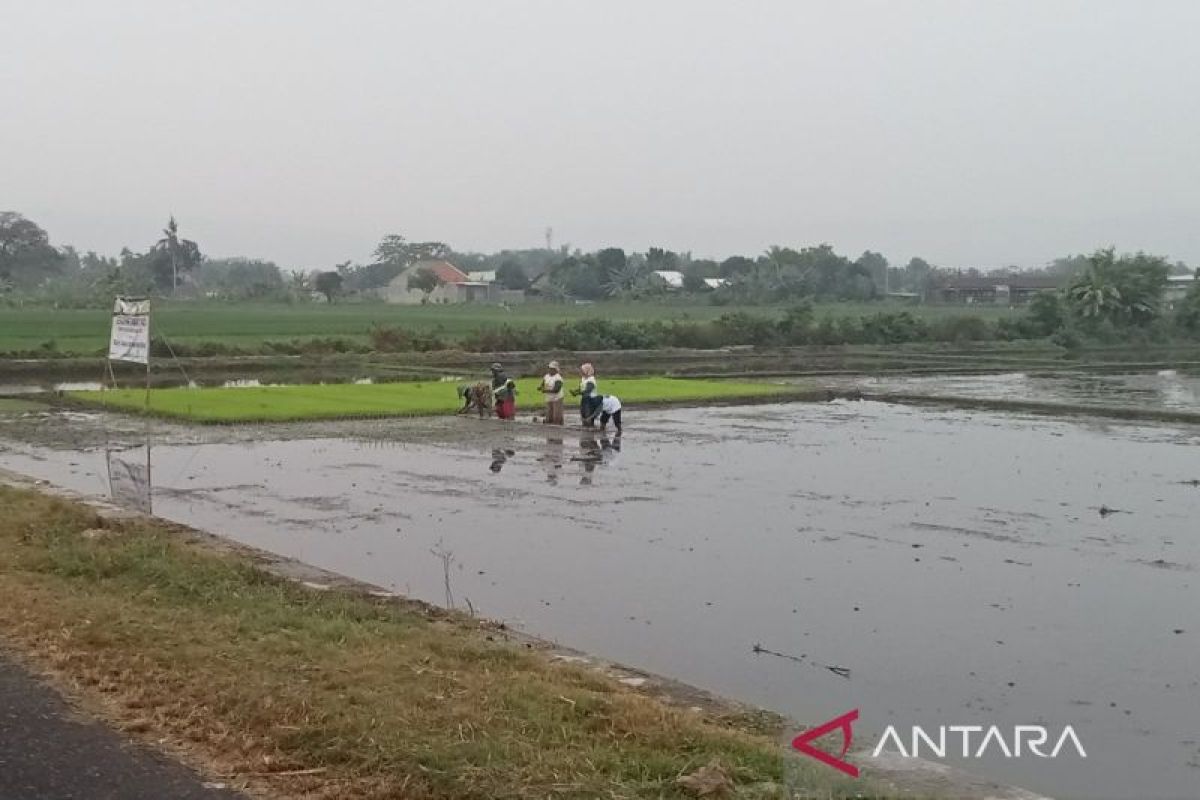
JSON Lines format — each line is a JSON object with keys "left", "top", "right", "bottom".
{"left": 2, "top": 401, "right": 1198, "bottom": 799}
{"left": 842, "top": 369, "right": 1200, "bottom": 413}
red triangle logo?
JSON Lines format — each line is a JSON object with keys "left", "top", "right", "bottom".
{"left": 791, "top": 709, "right": 860, "bottom": 777}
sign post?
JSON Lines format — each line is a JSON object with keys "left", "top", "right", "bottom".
{"left": 108, "top": 297, "right": 151, "bottom": 407}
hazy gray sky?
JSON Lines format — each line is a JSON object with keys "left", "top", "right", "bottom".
{"left": 4, "top": 1, "right": 1199, "bottom": 270}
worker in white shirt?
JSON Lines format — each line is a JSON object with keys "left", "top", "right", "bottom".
{"left": 540, "top": 361, "right": 565, "bottom": 425}
{"left": 598, "top": 394, "right": 622, "bottom": 434}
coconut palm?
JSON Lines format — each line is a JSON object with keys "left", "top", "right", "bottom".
{"left": 1067, "top": 247, "right": 1168, "bottom": 324}
{"left": 603, "top": 261, "right": 654, "bottom": 298}
{"left": 151, "top": 216, "right": 202, "bottom": 294}
{"left": 1068, "top": 272, "right": 1122, "bottom": 319}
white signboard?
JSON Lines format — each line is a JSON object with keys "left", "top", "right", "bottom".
{"left": 108, "top": 297, "right": 150, "bottom": 365}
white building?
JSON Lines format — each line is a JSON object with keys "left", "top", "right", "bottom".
{"left": 1165, "top": 273, "right": 1198, "bottom": 305}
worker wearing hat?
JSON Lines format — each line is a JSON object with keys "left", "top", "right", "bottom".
{"left": 540, "top": 360, "right": 565, "bottom": 424}
{"left": 490, "top": 362, "right": 517, "bottom": 420}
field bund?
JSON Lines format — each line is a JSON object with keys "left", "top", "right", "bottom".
{"left": 69, "top": 377, "right": 794, "bottom": 423}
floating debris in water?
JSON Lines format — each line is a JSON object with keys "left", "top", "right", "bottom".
{"left": 751, "top": 643, "right": 851, "bottom": 680}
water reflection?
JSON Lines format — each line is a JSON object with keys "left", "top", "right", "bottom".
{"left": 105, "top": 442, "right": 152, "bottom": 513}
{"left": 575, "top": 433, "right": 622, "bottom": 485}
{"left": 845, "top": 370, "right": 1200, "bottom": 412}
{"left": 540, "top": 435, "right": 564, "bottom": 485}
{"left": 489, "top": 448, "right": 515, "bottom": 473}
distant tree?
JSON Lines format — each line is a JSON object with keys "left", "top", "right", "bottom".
{"left": 1067, "top": 248, "right": 1169, "bottom": 326}
{"left": 719, "top": 255, "right": 756, "bottom": 278}
{"left": 1024, "top": 292, "right": 1065, "bottom": 336}
{"left": 314, "top": 270, "right": 343, "bottom": 303}
{"left": 0, "top": 212, "right": 65, "bottom": 289}
{"left": 856, "top": 251, "right": 889, "bottom": 293}
{"left": 645, "top": 247, "right": 680, "bottom": 272}
{"left": 548, "top": 256, "right": 605, "bottom": 300}
{"left": 406, "top": 266, "right": 440, "bottom": 299}
{"left": 762, "top": 245, "right": 802, "bottom": 279}
{"left": 148, "top": 216, "right": 202, "bottom": 293}
{"left": 603, "top": 260, "right": 656, "bottom": 298}
{"left": 374, "top": 234, "right": 451, "bottom": 267}
{"left": 287, "top": 270, "right": 310, "bottom": 300}
{"left": 361, "top": 236, "right": 452, "bottom": 290}
{"left": 496, "top": 259, "right": 528, "bottom": 290}
{"left": 596, "top": 247, "right": 628, "bottom": 278}
{"left": 374, "top": 234, "right": 410, "bottom": 265}
{"left": 682, "top": 272, "right": 707, "bottom": 292}
{"left": 903, "top": 257, "right": 935, "bottom": 296}
{"left": 198, "top": 258, "right": 284, "bottom": 299}
{"left": 1175, "top": 270, "right": 1200, "bottom": 334}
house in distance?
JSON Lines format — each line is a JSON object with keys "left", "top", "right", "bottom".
{"left": 381, "top": 260, "right": 524, "bottom": 305}
{"left": 937, "top": 274, "right": 1061, "bottom": 305}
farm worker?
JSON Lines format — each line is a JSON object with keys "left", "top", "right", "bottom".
{"left": 494, "top": 378, "right": 517, "bottom": 420}
{"left": 490, "top": 362, "right": 517, "bottom": 419}
{"left": 540, "top": 361, "right": 565, "bottom": 425}
{"left": 489, "top": 362, "right": 508, "bottom": 389}
{"left": 456, "top": 382, "right": 492, "bottom": 417}
{"left": 598, "top": 394, "right": 622, "bottom": 434}
{"left": 571, "top": 362, "right": 602, "bottom": 426}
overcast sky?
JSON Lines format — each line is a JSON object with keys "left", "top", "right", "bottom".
{"left": 4, "top": 1, "right": 1199, "bottom": 270}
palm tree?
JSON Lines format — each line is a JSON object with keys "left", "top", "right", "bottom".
{"left": 1067, "top": 248, "right": 1123, "bottom": 320}
{"left": 1068, "top": 275, "right": 1122, "bottom": 319}
{"left": 153, "top": 216, "right": 201, "bottom": 294}
{"left": 603, "top": 261, "right": 653, "bottom": 298}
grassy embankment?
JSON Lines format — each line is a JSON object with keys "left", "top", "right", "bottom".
{"left": 0, "top": 485, "right": 882, "bottom": 799}
{"left": 0, "top": 301, "right": 1012, "bottom": 356}
{"left": 71, "top": 377, "right": 797, "bottom": 423}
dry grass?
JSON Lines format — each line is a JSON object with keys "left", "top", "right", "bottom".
{"left": 0, "top": 486, "right": 882, "bottom": 799}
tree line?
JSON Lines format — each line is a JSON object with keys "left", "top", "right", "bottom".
{"left": 2, "top": 211, "right": 1198, "bottom": 344}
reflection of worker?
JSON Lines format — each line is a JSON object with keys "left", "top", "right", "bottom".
{"left": 540, "top": 361, "right": 565, "bottom": 425}
{"left": 598, "top": 394, "right": 622, "bottom": 434}
{"left": 600, "top": 435, "right": 621, "bottom": 462}
{"left": 541, "top": 434, "right": 564, "bottom": 484}
{"left": 489, "top": 448, "right": 515, "bottom": 473}
{"left": 578, "top": 433, "right": 601, "bottom": 485}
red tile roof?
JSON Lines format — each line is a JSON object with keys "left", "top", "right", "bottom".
{"left": 416, "top": 260, "right": 468, "bottom": 284}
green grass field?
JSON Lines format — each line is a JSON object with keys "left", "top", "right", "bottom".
{"left": 72, "top": 376, "right": 794, "bottom": 422}
{"left": 0, "top": 300, "right": 1014, "bottom": 355}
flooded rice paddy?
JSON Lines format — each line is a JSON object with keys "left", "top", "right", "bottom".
{"left": 1, "top": 391, "right": 1198, "bottom": 799}
{"left": 843, "top": 369, "right": 1200, "bottom": 414}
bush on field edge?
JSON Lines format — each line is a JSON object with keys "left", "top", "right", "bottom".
{"left": 7, "top": 301, "right": 1200, "bottom": 359}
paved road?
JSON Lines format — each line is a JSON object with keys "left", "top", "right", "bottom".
{"left": 0, "top": 653, "right": 242, "bottom": 800}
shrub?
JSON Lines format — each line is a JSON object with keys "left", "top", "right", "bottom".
{"left": 714, "top": 312, "right": 781, "bottom": 346}
{"left": 368, "top": 325, "right": 448, "bottom": 353}
{"left": 859, "top": 312, "right": 929, "bottom": 344}
{"left": 928, "top": 315, "right": 992, "bottom": 342}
